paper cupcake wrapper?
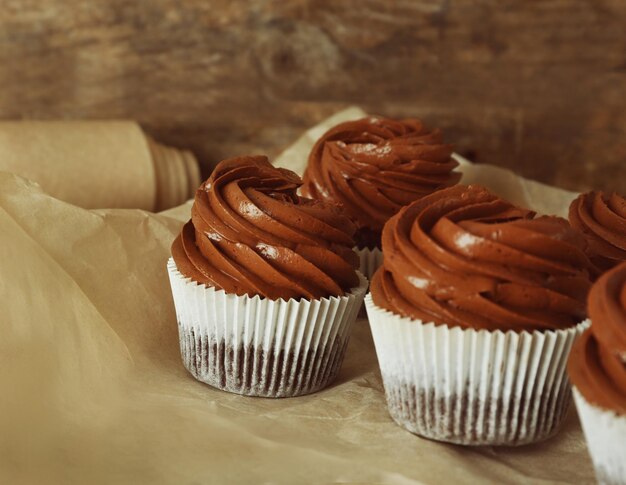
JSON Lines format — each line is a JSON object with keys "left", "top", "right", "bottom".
{"left": 355, "top": 246, "right": 383, "bottom": 281}
{"left": 573, "top": 388, "right": 626, "bottom": 485}
{"left": 365, "top": 295, "right": 589, "bottom": 446}
{"left": 167, "top": 258, "right": 367, "bottom": 398}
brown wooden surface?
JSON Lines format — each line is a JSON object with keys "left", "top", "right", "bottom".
{"left": 1, "top": 0, "right": 625, "bottom": 193}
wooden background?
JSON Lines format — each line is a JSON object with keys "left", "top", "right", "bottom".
{"left": 1, "top": 0, "right": 625, "bottom": 193}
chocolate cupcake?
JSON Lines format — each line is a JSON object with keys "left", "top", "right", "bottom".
{"left": 302, "top": 116, "right": 460, "bottom": 278}
{"left": 569, "top": 190, "right": 626, "bottom": 277}
{"left": 569, "top": 262, "right": 626, "bottom": 484}
{"left": 365, "top": 184, "right": 594, "bottom": 445}
{"left": 168, "top": 156, "right": 367, "bottom": 397}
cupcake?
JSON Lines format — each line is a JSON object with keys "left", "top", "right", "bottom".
{"left": 168, "top": 156, "right": 368, "bottom": 398}
{"left": 569, "top": 191, "right": 626, "bottom": 277}
{"left": 301, "top": 116, "right": 461, "bottom": 279}
{"left": 365, "top": 184, "right": 594, "bottom": 445}
{"left": 569, "top": 262, "right": 626, "bottom": 484}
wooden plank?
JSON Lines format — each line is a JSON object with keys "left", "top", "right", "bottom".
{"left": 0, "top": 0, "right": 624, "bottom": 193}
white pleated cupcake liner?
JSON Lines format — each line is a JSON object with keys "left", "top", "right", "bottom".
{"left": 167, "top": 258, "right": 368, "bottom": 398}
{"left": 573, "top": 388, "right": 626, "bottom": 485}
{"left": 355, "top": 246, "right": 383, "bottom": 281}
{"left": 365, "top": 294, "right": 589, "bottom": 446}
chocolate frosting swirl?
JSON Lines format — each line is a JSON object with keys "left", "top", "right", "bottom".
{"left": 569, "top": 191, "right": 626, "bottom": 276}
{"left": 370, "top": 185, "right": 594, "bottom": 331}
{"left": 172, "top": 156, "right": 360, "bottom": 300}
{"left": 569, "top": 262, "right": 626, "bottom": 414}
{"left": 301, "top": 116, "right": 461, "bottom": 248}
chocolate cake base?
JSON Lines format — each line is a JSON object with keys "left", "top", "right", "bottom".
{"left": 179, "top": 326, "right": 347, "bottom": 398}
{"left": 353, "top": 227, "right": 381, "bottom": 251}
{"left": 384, "top": 382, "right": 571, "bottom": 446}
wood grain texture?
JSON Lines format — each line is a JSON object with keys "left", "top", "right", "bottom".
{"left": 1, "top": 0, "right": 625, "bottom": 193}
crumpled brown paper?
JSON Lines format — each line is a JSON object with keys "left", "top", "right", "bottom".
{"left": 0, "top": 108, "right": 595, "bottom": 484}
